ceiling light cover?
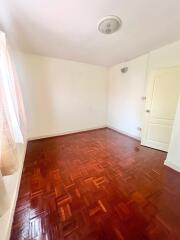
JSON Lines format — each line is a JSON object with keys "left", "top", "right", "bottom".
{"left": 98, "top": 15, "right": 122, "bottom": 34}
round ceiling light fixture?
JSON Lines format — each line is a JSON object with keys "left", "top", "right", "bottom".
{"left": 98, "top": 15, "right": 122, "bottom": 34}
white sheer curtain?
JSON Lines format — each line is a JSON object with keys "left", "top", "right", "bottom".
{"left": 0, "top": 31, "right": 26, "bottom": 216}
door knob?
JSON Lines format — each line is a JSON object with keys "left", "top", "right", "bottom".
{"left": 146, "top": 109, "right": 150, "bottom": 113}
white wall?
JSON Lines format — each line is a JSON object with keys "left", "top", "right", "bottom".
{"left": 148, "top": 41, "right": 180, "bottom": 70}
{"left": 15, "top": 53, "right": 108, "bottom": 139}
{"left": 165, "top": 97, "right": 180, "bottom": 172}
{"left": 15, "top": 41, "right": 180, "bottom": 141}
{"left": 107, "top": 55, "right": 149, "bottom": 139}
{"left": 107, "top": 40, "right": 180, "bottom": 139}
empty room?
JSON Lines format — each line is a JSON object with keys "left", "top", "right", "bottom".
{"left": 0, "top": 0, "right": 180, "bottom": 239}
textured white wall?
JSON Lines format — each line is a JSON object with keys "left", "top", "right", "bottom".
{"left": 16, "top": 53, "right": 108, "bottom": 139}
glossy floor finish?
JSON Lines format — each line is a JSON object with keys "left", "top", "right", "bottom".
{"left": 11, "top": 128, "right": 180, "bottom": 240}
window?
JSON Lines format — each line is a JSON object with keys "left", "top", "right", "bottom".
{"left": 0, "top": 31, "right": 26, "bottom": 176}
{"left": 0, "top": 31, "right": 26, "bottom": 216}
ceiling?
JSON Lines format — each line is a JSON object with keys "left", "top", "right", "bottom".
{"left": 0, "top": 0, "right": 180, "bottom": 66}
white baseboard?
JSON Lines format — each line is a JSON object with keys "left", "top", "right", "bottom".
{"left": 107, "top": 125, "right": 141, "bottom": 141}
{"left": 164, "top": 160, "right": 180, "bottom": 172}
{"left": 28, "top": 125, "right": 107, "bottom": 141}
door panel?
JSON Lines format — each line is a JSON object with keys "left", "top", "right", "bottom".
{"left": 141, "top": 66, "right": 180, "bottom": 152}
{"left": 147, "top": 124, "right": 172, "bottom": 143}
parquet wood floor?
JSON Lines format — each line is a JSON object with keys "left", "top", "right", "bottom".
{"left": 10, "top": 128, "right": 180, "bottom": 240}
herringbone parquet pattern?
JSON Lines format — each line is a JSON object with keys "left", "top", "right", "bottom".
{"left": 10, "top": 128, "right": 180, "bottom": 239}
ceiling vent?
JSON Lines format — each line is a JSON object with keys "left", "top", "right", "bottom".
{"left": 98, "top": 15, "right": 122, "bottom": 34}
{"left": 121, "top": 67, "right": 128, "bottom": 73}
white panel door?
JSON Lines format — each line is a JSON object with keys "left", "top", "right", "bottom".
{"left": 141, "top": 66, "right": 180, "bottom": 152}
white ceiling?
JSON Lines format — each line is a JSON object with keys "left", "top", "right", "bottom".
{"left": 1, "top": 0, "right": 180, "bottom": 66}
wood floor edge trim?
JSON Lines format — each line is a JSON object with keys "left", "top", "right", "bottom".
{"left": 28, "top": 126, "right": 108, "bottom": 142}
{"left": 107, "top": 125, "right": 141, "bottom": 142}
{"left": 164, "top": 160, "right": 180, "bottom": 173}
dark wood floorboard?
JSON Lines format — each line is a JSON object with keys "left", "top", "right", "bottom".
{"left": 10, "top": 128, "right": 180, "bottom": 240}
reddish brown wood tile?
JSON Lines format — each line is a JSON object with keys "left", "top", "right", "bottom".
{"left": 10, "top": 128, "right": 180, "bottom": 239}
